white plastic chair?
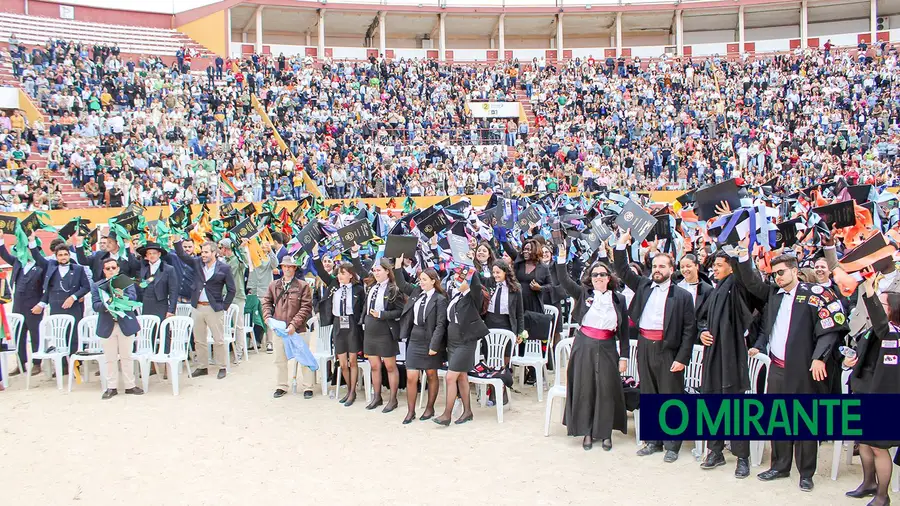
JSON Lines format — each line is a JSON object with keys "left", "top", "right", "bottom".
{"left": 0, "top": 313, "right": 24, "bottom": 388}
{"left": 418, "top": 367, "right": 448, "bottom": 410}
{"left": 544, "top": 337, "right": 573, "bottom": 436}
{"left": 335, "top": 353, "right": 373, "bottom": 404}
{"left": 83, "top": 292, "right": 96, "bottom": 317}
{"left": 149, "top": 316, "right": 194, "bottom": 395}
{"left": 207, "top": 304, "right": 238, "bottom": 371}
{"left": 310, "top": 317, "right": 335, "bottom": 396}
{"left": 133, "top": 315, "right": 160, "bottom": 392}
{"left": 560, "top": 297, "right": 578, "bottom": 339}
{"left": 68, "top": 315, "right": 107, "bottom": 392}
{"left": 510, "top": 305, "right": 557, "bottom": 401}
{"left": 747, "top": 353, "right": 771, "bottom": 466}
{"left": 242, "top": 312, "right": 258, "bottom": 359}
{"left": 469, "top": 329, "right": 514, "bottom": 423}
{"left": 27, "top": 314, "right": 75, "bottom": 391}
{"left": 625, "top": 339, "right": 642, "bottom": 446}
{"left": 684, "top": 344, "right": 705, "bottom": 459}
{"left": 832, "top": 368, "right": 855, "bottom": 480}
{"left": 175, "top": 303, "right": 194, "bottom": 318}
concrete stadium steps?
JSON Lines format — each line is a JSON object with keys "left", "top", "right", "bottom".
{"left": 516, "top": 87, "right": 536, "bottom": 128}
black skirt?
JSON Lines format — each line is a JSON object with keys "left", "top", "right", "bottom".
{"left": 447, "top": 321, "right": 476, "bottom": 372}
{"left": 333, "top": 326, "right": 361, "bottom": 355}
{"left": 363, "top": 316, "right": 398, "bottom": 357}
{"left": 406, "top": 324, "right": 444, "bottom": 370}
{"left": 564, "top": 330, "right": 628, "bottom": 439}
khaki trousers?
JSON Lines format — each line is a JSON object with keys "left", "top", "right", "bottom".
{"left": 233, "top": 300, "right": 246, "bottom": 357}
{"left": 102, "top": 323, "right": 135, "bottom": 390}
{"left": 194, "top": 304, "right": 225, "bottom": 369}
{"left": 272, "top": 328, "right": 316, "bottom": 392}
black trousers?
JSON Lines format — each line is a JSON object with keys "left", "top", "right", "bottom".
{"left": 16, "top": 311, "right": 42, "bottom": 367}
{"left": 709, "top": 439, "right": 750, "bottom": 459}
{"left": 637, "top": 336, "right": 684, "bottom": 452}
{"left": 767, "top": 365, "right": 817, "bottom": 479}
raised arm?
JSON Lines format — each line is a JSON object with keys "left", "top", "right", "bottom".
{"left": 863, "top": 290, "right": 890, "bottom": 340}
{"left": 468, "top": 266, "right": 485, "bottom": 310}
{"left": 313, "top": 257, "right": 335, "bottom": 287}
{"left": 613, "top": 246, "right": 641, "bottom": 292}
{"left": 0, "top": 243, "right": 15, "bottom": 266}
{"left": 732, "top": 255, "right": 770, "bottom": 302}
{"left": 555, "top": 249, "right": 582, "bottom": 299}
{"left": 393, "top": 264, "right": 417, "bottom": 296}
{"left": 173, "top": 240, "right": 194, "bottom": 266}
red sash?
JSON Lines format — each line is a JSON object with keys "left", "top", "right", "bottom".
{"left": 639, "top": 328, "right": 664, "bottom": 341}
{"left": 581, "top": 327, "right": 615, "bottom": 340}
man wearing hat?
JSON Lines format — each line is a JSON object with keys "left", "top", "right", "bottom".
{"left": 136, "top": 241, "right": 179, "bottom": 354}
{"left": 218, "top": 238, "right": 247, "bottom": 362}
{"left": 261, "top": 255, "right": 313, "bottom": 398}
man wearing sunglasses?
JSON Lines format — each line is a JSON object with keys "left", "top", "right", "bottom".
{"left": 91, "top": 257, "right": 142, "bottom": 400}
{"left": 733, "top": 242, "right": 847, "bottom": 492}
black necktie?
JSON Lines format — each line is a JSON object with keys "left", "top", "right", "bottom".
{"left": 340, "top": 286, "right": 348, "bottom": 316}
{"left": 369, "top": 285, "right": 379, "bottom": 311}
{"left": 417, "top": 293, "right": 427, "bottom": 325}
{"left": 491, "top": 287, "right": 500, "bottom": 314}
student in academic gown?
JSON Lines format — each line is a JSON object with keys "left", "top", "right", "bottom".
{"left": 613, "top": 229, "right": 695, "bottom": 463}
{"left": 697, "top": 252, "right": 752, "bottom": 478}
{"left": 555, "top": 245, "right": 629, "bottom": 451}
{"left": 359, "top": 258, "right": 405, "bottom": 413}
{"left": 735, "top": 250, "right": 847, "bottom": 492}
{"left": 434, "top": 267, "right": 489, "bottom": 426}
{"left": 843, "top": 267, "right": 900, "bottom": 506}
{"left": 501, "top": 238, "right": 550, "bottom": 313}
{"left": 0, "top": 235, "right": 45, "bottom": 376}
{"left": 394, "top": 256, "right": 448, "bottom": 424}
{"left": 313, "top": 244, "right": 367, "bottom": 407}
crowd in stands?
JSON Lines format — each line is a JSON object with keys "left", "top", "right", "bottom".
{"left": 1, "top": 36, "right": 899, "bottom": 211}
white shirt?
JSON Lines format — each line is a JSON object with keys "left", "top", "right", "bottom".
{"left": 447, "top": 289, "right": 470, "bottom": 324}
{"left": 22, "top": 260, "right": 35, "bottom": 275}
{"left": 640, "top": 279, "right": 670, "bottom": 330}
{"left": 58, "top": 264, "right": 70, "bottom": 278}
{"left": 199, "top": 261, "right": 216, "bottom": 303}
{"left": 367, "top": 280, "right": 388, "bottom": 312}
{"left": 332, "top": 283, "right": 354, "bottom": 316}
{"left": 770, "top": 284, "right": 799, "bottom": 361}
{"left": 149, "top": 260, "right": 161, "bottom": 277}
{"left": 414, "top": 288, "right": 436, "bottom": 326}
{"left": 582, "top": 289, "right": 617, "bottom": 331}
{"left": 490, "top": 283, "right": 510, "bottom": 315}
{"left": 677, "top": 280, "right": 699, "bottom": 307}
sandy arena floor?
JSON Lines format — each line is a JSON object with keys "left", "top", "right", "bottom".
{"left": 0, "top": 355, "right": 874, "bottom": 506}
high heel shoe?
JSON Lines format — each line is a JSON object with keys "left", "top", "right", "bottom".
{"left": 454, "top": 413, "right": 473, "bottom": 425}
{"left": 847, "top": 485, "right": 878, "bottom": 498}
{"left": 339, "top": 392, "right": 349, "bottom": 403}
{"left": 601, "top": 439, "right": 612, "bottom": 451}
{"left": 433, "top": 417, "right": 451, "bottom": 426}
{"left": 402, "top": 413, "right": 416, "bottom": 425}
{"left": 582, "top": 437, "right": 593, "bottom": 450}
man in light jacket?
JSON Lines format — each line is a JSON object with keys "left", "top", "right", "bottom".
{"left": 262, "top": 256, "right": 313, "bottom": 399}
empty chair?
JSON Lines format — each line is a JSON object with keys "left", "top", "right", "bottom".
{"left": 0, "top": 313, "right": 24, "bottom": 388}
{"left": 624, "top": 339, "right": 641, "bottom": 446}
{"left": 510, "top": 304, "right": 557, "bottom": 401}
{"left": 469, "top": 329, "right": 514, "bottom": 423}
{"left": 175, "top": 303, "right": 193, "bottom": 318}
{"left": 68, "top": 315, "right": 107, "bottom": 392}
{"left": 309, "top": 316, "right": 335, "bottom": 396}
{"left": 684, "top": 344, "right": 706, "bottom": 459}
{"left": 747, "top": 353, "right": 771, "bottom": 466}
{"left": 242, "top": 313, "right": 258, "bottom": 359}
{"left": 26, "top": 314, "right": 75, "bottom": 391}
{"left": 544, "top": 337, "right": 574, "bottom": 436}
{"left": 149, "top": 316, "right": 194, "bottom": 395}
{"left": 132, "top": 315, "right": 161, "bottom": 392}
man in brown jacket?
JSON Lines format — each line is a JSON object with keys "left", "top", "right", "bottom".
{"left": 262, "top": 256, "right": 314, "bottom": 399}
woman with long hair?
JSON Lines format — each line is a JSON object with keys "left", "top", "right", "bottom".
{"left": 473, "top": 241, "right": 497, "bottom": 288}
{"left": 844, "top": 267, "right": 900, "bottom": 506}
{"left": 313, "top": 245, "right": 366, "bottom": 407}
{"left": 556, "top": 245, "right": 629, "bottom": 451}
{"left": 484, "top": 259, "right": 525, "bottom": 339}
{"left": 394, "top": 256, "right": 448, "bottom": 424}
{"left": 502, "top": 238, "right": 550, "bottom": 313}
{"left": 361, "top": 258, "right": 405, "bottom": 413}
{"left": 434, "top": 267, "right": 489, "bottom": 426}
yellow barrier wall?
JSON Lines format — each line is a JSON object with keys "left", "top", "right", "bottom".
{"left": 16, "top": 89, "right": 43, "bottom": 123}
{"left": 176, "top": 9, "right": 227, "bottom": 57}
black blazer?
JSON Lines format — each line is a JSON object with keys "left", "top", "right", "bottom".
{"left": 446, "top": 269, "right": 490, "bottom": 343}
{"left": 613, "top": 247, "right": 696, "bottom": 366}
{"left": 137, "top": 261, "right": 179, "bottom": 316}
{"left": 314, "top": 257, "right": 365, "bottom": 342}
{"left": 34, "top": 252, "right": 91, "bottom": 308}
{"left": 485, "top": 281, "right": 526, "bottom": 336}
{"left": 556, "top": 263, "right": 629, "bottom": 362}
{"left": 395, "top": 267, "right": 448, "bottom": 351}
{"left": 0, "top": 244, "right": 45, "bottom": 311}
{"left": 360, "top": 281, "right": 405, "bottom": 341}
{"left": 174, "top": 242, "right": 236, "bottom": 311}
{"left": 91, "top": 282, "right": 140, "bottom": 337}
{"left": 76, "top": 246, "right": 141, "bottom": 281}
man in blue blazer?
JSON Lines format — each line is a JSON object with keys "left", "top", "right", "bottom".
{"left": 33, "top": 244, "right": 91, "bottom": 366}
{"left": 91, "top": 257, "right": 143, "bottom": 400}
{"left": 0, "top": 236, "right": 46, "bottom": 376}
{"left": 175, "top": 240, "right": 236, "bottom": 379}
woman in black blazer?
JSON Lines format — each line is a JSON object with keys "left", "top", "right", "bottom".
{"left": 394, "top": 257, "right": 448, "bottom": 424}
{"left": 484, "top": 260, "right": 526, "bottom": 339}
{"left": 360, "top": 258, "right": 405, "bottom": 413}
{"left": 313, "top": 246, "right": 367, "bottom": 407}
{"left": 473, "top": 240, "right": 497, "bottom": 289}
{"left": 434, "top": 268, "right": 489, "bottom": 426}
{"left": 502, "top": 238, "right": 550, "bottom": 313}
{"left": 556, "top": 246, "right": 629, "bottom": 451}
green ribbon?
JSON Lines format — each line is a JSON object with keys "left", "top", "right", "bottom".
{"left": 11, "top": 222, "right": 30, "bottom": 266}
{"left": 210, "top": 220, "right": 227, "bottom": 243}
{"left": 403, "top": 197, "right": 416, "bottom": 213}
{"left": 107, "top": 222, "right": 130, "bottom": 254}
{"left": 99, "top": 286, "right": 143, "bottom": 319}
{"left": 34, "top": 211, "right": 57, "bottom": 233}
{"left": 156, "top": 220, "right": 172, "bottom": 249}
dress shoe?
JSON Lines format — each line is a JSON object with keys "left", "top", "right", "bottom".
{"left": 191, "top": 368, "right": 208, "bottom": 378}
{"left": 433, "top": 417, "right": 451, "bottom": 426}
{"left": 636, "top": 444, "right": 663, "bottom": 457}
{"left": 402, "top": 412, "right": 416, "bottom": 424}
{"left": 30, "top": 365, "right": 42, "bottom": 376}
{"left": 454, "top": 413, "right": 473, "bottom": 425}
{"left": 273, "top": 389, "right": 287, "bottom": 398}
{"left": 216, "top": 368, "right": 226, "bottom": 379}
{"left": 867, "top": 496, "right": 891, "bottom": 506}
{"left": 365, "top": 398, "right": 384, "bottom": 410}
{"left": 601, "top": 439, "right": 612, "bottom": 451}
{"left": 846, "top": 485, "right": 878, "bottom": 498}
{"left": 339, "top": 392, "right": 350, "bottom": 403}
{"left": 101, "top": 389, "right": 118, "bottom": 400}
{"left": 419, "top": 412, "right": 434, "bottom": 421}
{"left": 735, "top": 458, "right": 750, "bottom": 479}
{"left": 799, "top": 477, "right": 814, "bottom": 492}
{"left": 700, "top": 451, "right": 726, "bottom": 470}
{"left": 583, "top": 437, "right": 593, "bottom": 451}
{"left": 9, "top": 367, "right": 21, "bottom": 376}
{"left": 382, "top": 400, "right": 398, "bottom": 413}
{"left": 757, "top": 469, "right": 790, "bottom": 481}
{"left": 266, "top": 343, "right": 273, "bottom": 354}
{"left": 303, "top": 391, "right": 313, "bottom": 399}
{"left": 664, "top": 450, "right": 679, "bottom": 463}
{"left": 124, "top": 387, "right": 144, "bottom": 395}
{"left": 343, "top": 394, "right": 356, "bottom": 407}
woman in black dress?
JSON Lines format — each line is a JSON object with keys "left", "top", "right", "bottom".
{"left": 361, "top": 259, "right": 405, "bottom": 413}
{"left": 502, "top": 238, "right": 550, "bottom": 313}
{"left": 434, "top": 268, "right": 488, "bottom": 426}
{"left": 844, "top": 267, "right": 900, "bottom": 506}
{"left": 313, "top": 247, "right": 366, "bottom": 407}
{"left": 394, "top": 256, "right": 448, "bottom": 424}
{"left": 555, "top": 246, "right": 629, "bottom": 451}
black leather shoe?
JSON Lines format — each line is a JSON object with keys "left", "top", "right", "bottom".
{"left": 636, "top": 444, "right": 663, "bottom": 457}
{"left": 799, "top": 477, "right": 814, "bottom": 492}
{"left": 663, "top": 450, "right": 679, "bottom": 463}
{"left": 124, "top": 387, "right": 144, "bottom": 395}
{"left": 867, "top": 496, "right": 891, "bottom": 506}
{"left": 303, "top": 391, "right": 313, "bottom": 399}
{"left": 601, "top": 439, "right": 612, "bottom": 451}
{"left": 343, "top": 394, "right": 356, "bottom": 407}
{"left": 757, "top": 469, "right": 790, "bottom": 481}
{"left": 101, "top": 389, "right": 118, "bottom": 400}
{"left": 735, "top": 458, "right": 750, "bottom": 479}
{"left": 216, "top": 368, "right": 226, "bottom": 379}
{"left": 583, "top": 437, "right": 593, "bottom": 451}
{"left": 433, "top": 417, "right": 451, "bottom": 426}
{"left": 402, "top": 413, "right": 416, "bottom": 425}
{"left": 846, "top": 486, "right": 878, "bottom": 498}
{"left": 273, "top": 389, "right": 287, "bottom": 398}
{"left": 419, "top": 412, "right": 434, "bottom": 421}
{"left": 191, "top": 368, "right": 208, "bottom": 378}
{"left": 365, "top": 398, "right": 383, "bottom": 410}
{"left": 454, "top": 413, "right": 474, "bottom": 425}
{"left": 700, "top": 451, "right": 726, "bottom": 470}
